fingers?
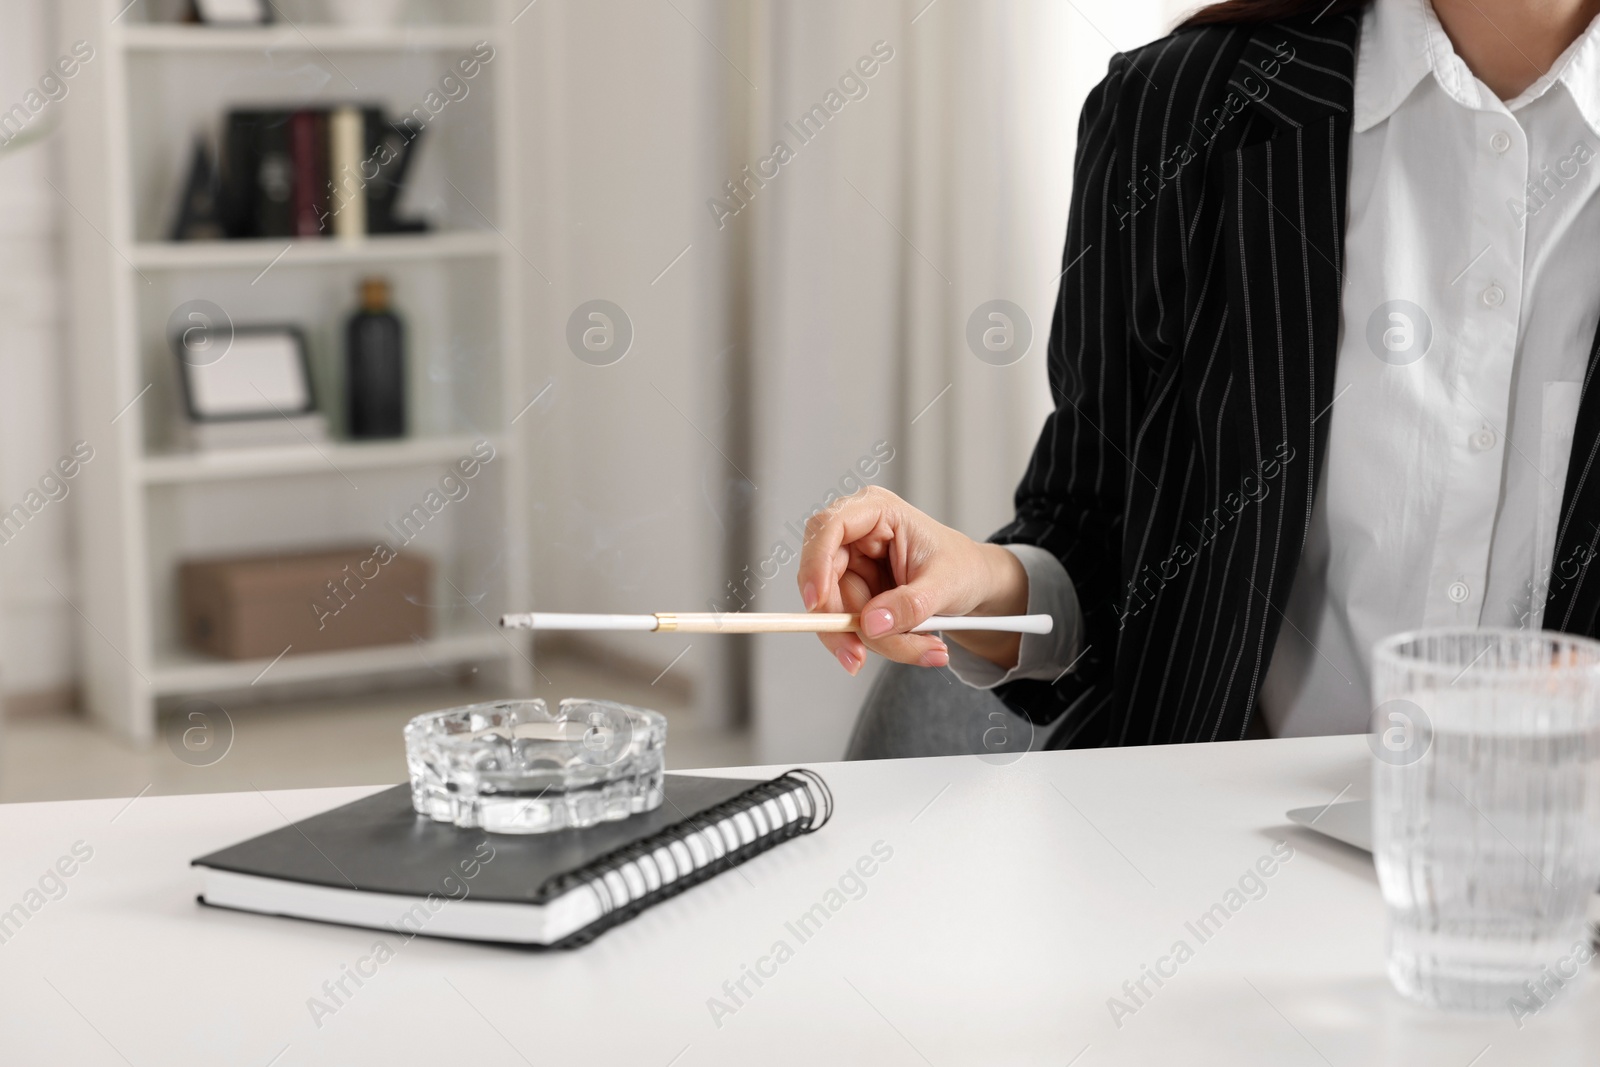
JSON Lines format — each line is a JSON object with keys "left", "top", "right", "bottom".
{"left": 861, "top": 631, "right": 949, "bottom": 669}
{"left": 825, "top": 563, "right": 948, "bottom": 672}
{"left": 818, "top": 625, "right": 946, "bottom": 673}
{"left": 857, "top": 581, "right": 949, "bottom": 668}
{"left": 850, "top": 566, "right": 946, "bottom": 665}
{"left": 796, "top": 487, "right": 953, "bottom": 674}
{"left": 814, "top": 562, "right": 872, "bottom": 675}
{"left": 817, "top": 632, "right": 871, "bottom": 674}
{"left": 861, "top": 579, "right": 936, "bottom": 638}
{"left": 796, "top": 488, "right": 901, "bottom": 612}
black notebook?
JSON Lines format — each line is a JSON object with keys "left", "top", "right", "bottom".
{"left": 193, "top": 771, "right": 831, "bottom": 948}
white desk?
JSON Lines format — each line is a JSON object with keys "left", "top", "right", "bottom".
{"left": 0, "top": 736, "right": 1594, "bottom": 1065}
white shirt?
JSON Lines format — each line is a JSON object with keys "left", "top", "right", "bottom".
{"left": 952, "top": 0, "right": 1600, "bottom": 739}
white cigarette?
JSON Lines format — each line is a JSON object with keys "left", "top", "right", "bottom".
{"left": 498, "top": 612, "right": 1053, "bottom": 635}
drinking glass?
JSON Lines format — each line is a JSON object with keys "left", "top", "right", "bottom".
{"left": 1371, "top": 628, "right": 1600, "bottom": 1012}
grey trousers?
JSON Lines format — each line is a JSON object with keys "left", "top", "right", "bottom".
{"left": 843, "top": 661, "right": 1274, "bottom": 757}
{"left": 842, "top": 661, "right": 1044, "bottom": 760}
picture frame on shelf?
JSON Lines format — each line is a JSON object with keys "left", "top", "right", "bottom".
{"left": 173, "top": 325, "right": 316, "bottom": 422}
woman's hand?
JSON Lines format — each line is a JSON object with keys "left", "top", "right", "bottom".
{"left": 797, "top": 486, "right": 1030, "bottom": 675}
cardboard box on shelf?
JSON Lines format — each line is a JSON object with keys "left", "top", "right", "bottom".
{"left": 179, "top": 545, "right": 432, "bottom": 660}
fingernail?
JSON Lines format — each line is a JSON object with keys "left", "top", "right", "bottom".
{"left": 835, "top": 647, "right": 857, "bottom": 673}
{"left": 920, "top": 647, "right": 949, "bottom": 668}
{"left": 802, "top": 582, "right": 818, "bottom": 611}
{"left": 862, "top": 608, "right": 894, "bottom": 637}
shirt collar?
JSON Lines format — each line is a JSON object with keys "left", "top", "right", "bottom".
{"left": 1354, "top": 0, "right": 1600, "bottom": 137}
{"left": 1520, "top": 10, "right": 1600, "bottom": 136}
{"left": 1353, "top": 0, "right": 1436, "bottom": 132}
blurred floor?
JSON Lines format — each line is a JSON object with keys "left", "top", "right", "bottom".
{"left": 0, "top": 656, "right": 752, "bottom": 804}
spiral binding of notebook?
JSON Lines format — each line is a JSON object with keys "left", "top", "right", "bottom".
{"left": 544, "top": 769, "right": 834, "bottom": 948}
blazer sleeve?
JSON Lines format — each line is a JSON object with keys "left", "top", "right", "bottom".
{"left": 989, "top": 54, "right": 1133, "bottom": 732}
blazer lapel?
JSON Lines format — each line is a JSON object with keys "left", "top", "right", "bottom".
{"left": 1543, "top": 328, "right": 1600, "bottom": 634}
{"left": 1219, "top": 15, "right": 1358, "bottom": 599}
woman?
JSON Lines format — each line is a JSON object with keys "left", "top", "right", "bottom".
{"left": 798, "top": 0, "right": 1600, "bottom": 747}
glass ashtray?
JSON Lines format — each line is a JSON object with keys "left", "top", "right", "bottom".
{"left": 405, "top": 698, "right": 666, "bottom": 835}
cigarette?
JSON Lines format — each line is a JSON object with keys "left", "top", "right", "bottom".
{"left": 498, "top": 612, "right": 1054, "bottom": 635}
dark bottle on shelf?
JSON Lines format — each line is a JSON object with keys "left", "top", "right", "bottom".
{"left": 345, "top": 276, "right": 406, "bottom": 439}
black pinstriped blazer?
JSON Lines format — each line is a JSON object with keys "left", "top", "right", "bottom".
{"left": 991, "top": 10, "right": 1600, "bottom": 747}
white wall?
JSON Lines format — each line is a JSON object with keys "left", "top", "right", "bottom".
{"left": 513, "top": 0, "right": 738, "bottom": 723}
{"left": 0, "top": 2, "right": 79, "bottom": 698}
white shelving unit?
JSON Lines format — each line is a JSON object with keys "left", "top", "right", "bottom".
{"left": 129, "top": 230, "right": 503, "bottom": 270}
{"left": 59, "top": 0, "right": 531, "bottom": 741}
{"left": 119, "top": 23, "right": 498, "bottom": 52}
{"left": 139, "top": 433, "right": 497, "bottom": 484}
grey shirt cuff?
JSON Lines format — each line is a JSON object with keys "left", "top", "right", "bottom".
{"left": 945, "top": 544, "right": 1083, "bottom": 690}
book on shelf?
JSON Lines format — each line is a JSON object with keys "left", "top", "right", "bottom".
{"left": 220, "top": 109, "right": 287, "bottom": 238}
{"left": 288, "top": 110, "right": 329, "bottom": 238}
{"left": 169, "top": 135, "right": 226, "bottom": 242}
{"left": 209, "top": 105, "right": 428, "bottom": 242}
{"left": 329, "top": 106, "right": 367, "bottom": 239}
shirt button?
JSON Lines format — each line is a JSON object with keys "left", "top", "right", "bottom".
{"left": 1471, "top": 428, "right": 1497, "bottom": 451}
{"left": 1482, "top": 284, "right": 1506, "bottom": 307}
{"left": 1448, "top": 581, "right": 1470, "bottom": 604}
{"left": 1490, "top": 130, "right": 1512, "bottom": 154}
